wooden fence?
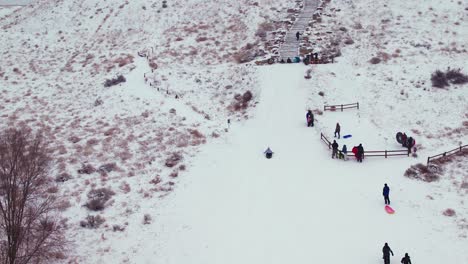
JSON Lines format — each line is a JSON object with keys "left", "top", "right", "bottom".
{"left": 320, "top": 133, "right": 332, "bottom": 149}
{"left": 324, "top": 102, "right": 359, "bottom": 112}
{"left": 427, "top": 144, "right": 467, "bottom": 165}
{"left": 320, "top": 133, "right": 409, "bottom": 158}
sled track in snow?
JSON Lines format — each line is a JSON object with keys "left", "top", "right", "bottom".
{"left": 279, "top": 0, "right": 320, "bottom": 60}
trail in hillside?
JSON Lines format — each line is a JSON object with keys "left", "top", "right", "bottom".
{"left": 131, "top": 64, "right": 467, "bottom": 264}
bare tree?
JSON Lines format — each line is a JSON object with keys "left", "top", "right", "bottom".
{"left": 0, "top": 128, "right": 65, "bottom": 264}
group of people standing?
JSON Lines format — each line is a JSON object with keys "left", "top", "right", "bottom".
{"left": 382, "top": 242, "right": 412, "bottom": 264}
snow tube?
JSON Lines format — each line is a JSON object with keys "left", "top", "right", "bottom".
{"left": 352, "top": 146, "right": 358, "bottom": 157}
{"left": 343, "top": 134, "right": 352, "bottom": 139}
{"left": 396, "top": 132, "right": 403, "bottom": 144}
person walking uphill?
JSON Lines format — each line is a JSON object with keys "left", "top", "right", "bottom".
{"left": 382, "top": 243, "right": 394, "bottom": 264}
{"left": 296, "top": 31, "right": 300, "bottom": 41}
{"left": 332, "top": 140, "right": 339, "bottom": 159}
{"left": 334, "top": 123, "right": 341, "bottom": 139}
{"left": 383, "top": 183, "right": 390, "bottom": 205}
{"left": 401, "top": 253, "right": 412, "bottom": 264}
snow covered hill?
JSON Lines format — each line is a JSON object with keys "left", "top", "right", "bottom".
{"left": 0, "top": 0, "right": 467, "bottom": 263}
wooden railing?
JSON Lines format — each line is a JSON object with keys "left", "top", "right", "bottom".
{"left": 320, "top": 133, "right": 409, "bottom": 158}
{"left": 320, "top": 133, "right": 332, "bottom": 149}
{"left": 427, "top": 144, "right": 467, "bottom": 165}
{"left": 324, "top": 102, "right": 359, "bottom": 112}
{"left": 364, "top": 150, "right": 409, "bottom": 158}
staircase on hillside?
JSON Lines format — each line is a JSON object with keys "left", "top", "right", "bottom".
{"left": 279, "top": 0, "right": 320, "bottom": 60}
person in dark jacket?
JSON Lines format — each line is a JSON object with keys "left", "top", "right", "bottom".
{"left": 340, "top": 144, "right": 348, "bottom": 160}
{"left": 401, "top": 133, "right": 407, "bottom": 147}
{"left": 332, "top": 140, "right": 339, "bottom": 159}
{"left": 383, "top": 183, "right": 390, "bottom": 205}
{"left": 296, "top": 31, "right": 300, "bottom": 41}
{"left": 382, "top": 243, "right": 394, "bottom": 264}
{"left": 357, "top": 143, "right": 364, "bottom": 162}
{"left": 407, "top": 137, "right": 414, "bottom": 154}
{"left": 334, "top": 122, "right": 341, "bottom": 138}
{"left": 401, "top": 253, "right": 412, "bottom": 264}
{"left": 306, "top": 110, "right": 314, "bottom": 127}
{"left": 264, "top": 147, "right": 273, "bottom": 159}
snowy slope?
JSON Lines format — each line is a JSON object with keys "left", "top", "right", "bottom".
{"left": 0, "top": 0, "right": 467, "bottom": 263}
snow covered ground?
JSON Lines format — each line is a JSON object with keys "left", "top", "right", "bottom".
{"left": 0, "top": 0, "right": 467, "bottom": 263}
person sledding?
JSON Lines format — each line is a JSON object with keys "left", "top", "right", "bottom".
{"left": 264, "top": 147, "right": 273, "bottom": 159}
{"left": 306, "top": 110, "right": 314, "bottom": 127}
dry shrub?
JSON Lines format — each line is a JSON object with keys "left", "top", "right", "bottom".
{"left": 55, "top": 172, "right": 72, "bottom": 182}
{"left": 113, "top": 224, "right": 125, "bottom": 232}
{"left": 104, "top": 75, "right": 126, "bottom": 87}
{"left": 443, "top": 208, "right": 456, "bottom": 217}
{"left": 98, "top": 163, "right": 117, "bottom": 173}
{"left": 445, "top": 68, "right": 468, "bottom": 84}
{"left": 369, "top": 57, "right": 381, "bottom": 64}
{"left": 119, "top": 181, "right": 131, "bottom": 193}
{"left": 149, "top": 176, "right": 162, "bottom": 185}
{"left": 165, "top": 152, "right": 182, "bottom": 167}
{"left": 85, "top": 187, "right": 115, "bottom": 211}
{"left": 431, "top": 70, "right": 449, "bottom": 88}
{"left": 80, "top": 215, "right": 105, "bottom": 228}
{"left": 318, "top": 91, "right": 325, "bottom": 96}
{"left": 78, "top": 163, "right": 96, "bottom": 174}
{"left": 114, "top": 54, "right": 134, "bottom": 67}
{"left": 143, "top": 214, "right": 152, "bottom": 225}
{"left": 404, "top": 163, "right": 440, "bottom": 182}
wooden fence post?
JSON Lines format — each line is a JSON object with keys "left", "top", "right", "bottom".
{"left": 427, "top": 157, "right": 430, "bottom": 166}
{"left": 357, "top": 102, "right": 359, "bottom": 109}
{"left": 385, "top": 150, "right": 387, "bottom": 158}
{"left": 341, "top": 104, "right": 343, "bottom": 111}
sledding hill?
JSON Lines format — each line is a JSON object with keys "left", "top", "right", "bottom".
{"left": 0, "top": 0, "right": 467, "bottom": 263}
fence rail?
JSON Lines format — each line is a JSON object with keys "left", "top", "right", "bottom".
{"left": 320, "top": 133, "right": 409, "bottom": 158}
{"left": 427, "top": 144, "right": 467, "bottom": 165}
{"left": 324, "top": 102, "right": 359, "bottom": 112}
{"left": 320, "top": 133, "right": 332, "bottom": 149}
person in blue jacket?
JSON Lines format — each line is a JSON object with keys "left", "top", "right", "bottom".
{"left": 383, "top": 183, "right": 390, "bottom": 205}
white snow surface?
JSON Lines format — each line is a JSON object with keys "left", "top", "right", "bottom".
{"left": 0, "top": 0, "right": 467, "bottom": 263}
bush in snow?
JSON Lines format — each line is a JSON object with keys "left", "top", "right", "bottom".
{"left": 143, "top": 214, "right": 152, "bottom": 225}
{"left": 431, "top": 70, "right": 449, "bottom": 88}
{"left": 104, "top": 75, "right": 126, "bottom": 87}
{"left": 85, "top": 187, "right": 115, "bottom": 211}
{"left": 445, "top": 68, "right": 468, "bottom": 85}
{"left": 443, "top": 208, "right": 456, "bottom": 217}
{"left": 80, "top": 215, "right": 105, "bottom": 228}
{"left": 404, "top": 163, "right": 440, "bottom": 182}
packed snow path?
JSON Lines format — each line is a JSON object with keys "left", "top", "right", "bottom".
{"left": 279, "top": 0, "right": 320, "bottom": 59}
{"left": 127, "top": 65, "right": 467, "bottom": 264}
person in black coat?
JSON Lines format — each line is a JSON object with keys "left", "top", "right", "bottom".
{"left": 357, "top": 143, "right": 364, "bottom": 162}
{"left": 264, "top": 147, "right": 273, "bottom": 159}
{"left": 382, "top": 243, "right": 394, "bottom": 264}
{"left": 401, "top": 253, "right": 412, "bottom": 264}
{"left": 383, "top": 183, "right": 390, "bottom": 205}
{"left": 306, "top": 110, "right": 314, "bottom": 127}
{"left": 332, "top": 140, "right": 339, "bottom": 159}
{"left": 407, "top": 137, "right": 414, "bottom": 154}
{"left": 296, "top": 31, "right": 300, "bottom": 41}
